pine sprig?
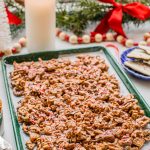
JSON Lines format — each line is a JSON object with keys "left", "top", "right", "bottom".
{"left": 57, "top": 0, "right": 112, "bottom": 35}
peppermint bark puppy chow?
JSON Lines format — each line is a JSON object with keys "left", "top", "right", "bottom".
{"left": 10, "top": 56, "right": 150, "bottom": 150}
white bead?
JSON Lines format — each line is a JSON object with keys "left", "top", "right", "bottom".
{"left": 69, "top": 35, "right": 78, "bottom": 44}
{"left": 139, "top": 41, "right": 147, "bottom": 46}
{"left": 59, "top": 32, "right": 66, "bottom": 40}
{"left": 125, "top": 39, "right": 134, "bottom": 47}
{"left": 19, "top": 37, "right": 26, "bottom": 47}
{"left": 95, "top": 34, "right": 102, "bottom": 43}
{"left": 116, "top": 35, "right": 124, "bottom": 43}
{"left": 106, "top": 33, "right": 114, "bottom": 41}
{"left": 82, "top": 35, "right": 90, "bottom": 44}
{"left": 144, "top": 32, "right": 150, "bottom": 39}
{"left": 146, "top": 38, "right": 150, "bottom": 45}
{"left": 14, "top": 43, "right": 21, "bottom": 52}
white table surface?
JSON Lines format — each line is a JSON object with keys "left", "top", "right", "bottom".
{"left": 0, "top": 24, "right": 150, "bottom": 149}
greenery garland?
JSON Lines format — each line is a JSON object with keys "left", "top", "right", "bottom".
{"left": 4, "top": 0, "right": 150, "bottom": 37}
{"left": 56, "top": 0, "right": 150, "bottom": 35}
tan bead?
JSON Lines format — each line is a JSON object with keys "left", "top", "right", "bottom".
{"left": 116, "top": 35, "right": 124, "bottom": 43}
{"left": 3, "top": 49, "right": 12, "bottom": 56}
{"left": 95, "top": 34, "right": 102, "bottom": 43}
{"left": 59, "top": 32, "right": 66, "bottom": 40}
{"left": 14, "top": 43, "right": 21, "bottom": 53}
{"left": 69, "top": 35, "right": 78, "bottom": 44}
{"left": 146, "top": 38, "right": 150, "bottom": 45}
{"left": 125, "top": 39, "right": 134, "bottom": 47}
{"left": 139, "top": 41, "right": 147, "bottom": 46}
{"left": 106, "top": 33, "right": 114, "bottom": 41}
{"left": 82, "top": 35, "right": 90, "bottom": 44}
{"left": 56, "top": 28, "right": 60, "bottom": 35}
{"left": 144, "top": 32, "right": 150, "bottom": 39}
{"left": 19, "top": 37, "right": 26, "bottom": 47}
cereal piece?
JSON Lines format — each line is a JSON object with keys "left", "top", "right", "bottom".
{"left": 133, "top": 138, "right": 145, "bottom": 148}
{"left": 0, "top": 99, "right": 2, "bottom": 112}
{"left": 29, "top": 132, "right": 40, "bottom": 143}
{"left": 119, "top": 135, "right": 132, "bottom": 146}
{"left": 26, "top": 140, "right": 35, "bottom": 150}
{"left": 95, "top": 143, "right": 107, "bottom": 150}
{"left": 143, "top": 129, "right": 150, "bottom": 141}
{"left": 136, "top": 116, "right": 150, "bottom": 127}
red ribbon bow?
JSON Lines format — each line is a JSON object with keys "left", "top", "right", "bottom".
{"left": 94, "top": 0, "right": 150, "bottom": 37}
{"left": 6, "top": 7, "right": 22, "bottom": 25}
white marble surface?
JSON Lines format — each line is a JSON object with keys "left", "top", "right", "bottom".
{"left": 0, "top": 23, "right": 150, "bottom": 149}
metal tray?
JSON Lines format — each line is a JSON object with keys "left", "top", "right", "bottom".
{"left": 1, "top": 46, "right": 150, "bottom": 150}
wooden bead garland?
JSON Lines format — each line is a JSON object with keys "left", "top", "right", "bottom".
{"left": 0, "top": 37, "right": 26, "bottom": 58}
{"left": 56, "top": 29, "right": 150, "bottom": 48}
{"left": 0, "top": 29, "right": 149, "bottom": 58}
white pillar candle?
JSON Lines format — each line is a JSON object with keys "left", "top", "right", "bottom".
{"left": 25, "top": 0, "right": 56, "bottom": 52}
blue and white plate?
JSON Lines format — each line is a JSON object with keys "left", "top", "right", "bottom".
{"left": 121, "top": 47, "right": 150, "bottom": 80}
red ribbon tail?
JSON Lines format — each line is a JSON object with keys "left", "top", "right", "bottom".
{"left": 94, "top": 9, "right": 126, "bottom": 37}
{"left": 94, "top": 11, "right": 112, "bottom": 34}
{"left": 108, "top": 8, "right": 126, "bottom": 37}
{"left": 6, "top": 7, "right": 22, "bottom": 25}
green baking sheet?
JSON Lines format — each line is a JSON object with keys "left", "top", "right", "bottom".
{"left": 1, "top": 46, "right": 150, "bottom": 150}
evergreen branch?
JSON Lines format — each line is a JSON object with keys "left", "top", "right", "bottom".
{"left": 4, "top": 0, "right": 150, "bottom": 37}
